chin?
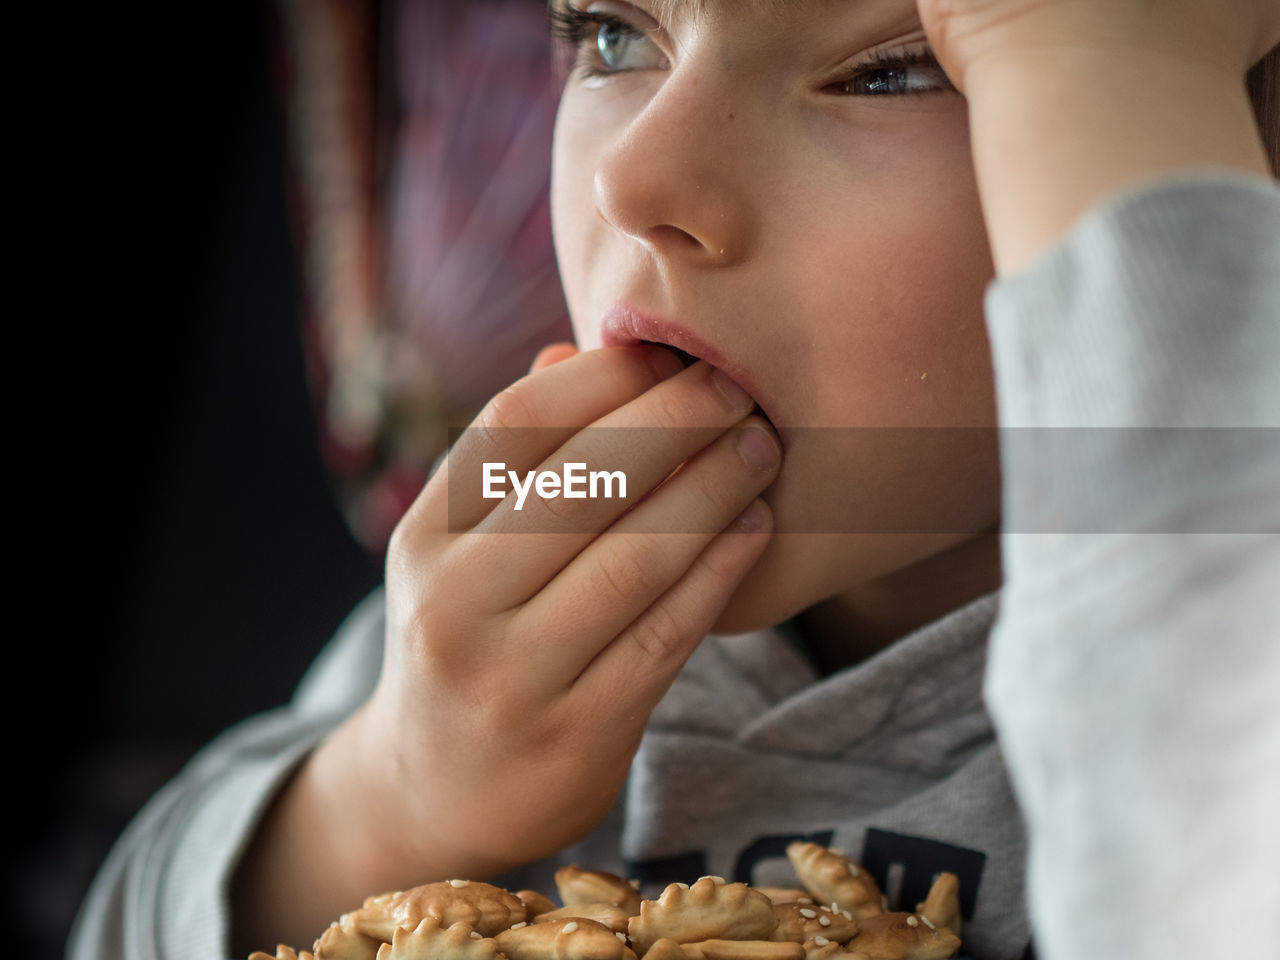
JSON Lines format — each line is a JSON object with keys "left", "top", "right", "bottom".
{"left": 705, "top": 531, "right": 982, "bottom": 637}
{"left": 706, "top": 544, "right": 831, "bottom": 636}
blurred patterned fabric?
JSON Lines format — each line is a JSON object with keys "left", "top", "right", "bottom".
{"left": 271, "top": 0, "right": 571, "bottom": 553}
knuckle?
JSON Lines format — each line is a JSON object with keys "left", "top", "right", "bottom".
{"left": 386, "top": 502, "right": 450, "bottom": 576}
{"left": 597, "top": 545, "right": 660, "bottom": 605}
{"left": 693, "top": 462, "right": 742, "bottom": 518}
{"left": 695, "top": 529, "right": 757, "bottom": 584}
{"left": 386, "top": 500, "right": 433, "bottom": 558}
{"left": 467, "top": 416, "right": 503, "bottom": 466}
{"left": 481, "top": 685, "right": 530, "bottom": 734}
{"left": 649, "top": 384, "right": 701, "bottom": 428}
{"left": 401, "top": 604, "right": 489, "bottom": 687}
{"left": 469, "top": 386, "right": 541, "bottom": 462}
{"left": 484, "top": 384, "right": 542, "bottom": 432}
{"left": 386, "top": 511, "right": 415, "bottom": 562}
{"left": 629, "top": 603, "right": 688, "bottom": 662}
{"left": 695, "top": 546, "right": 739, "bottom": 586}
{"left": 526, "top": 482, "right": 582, "bottom": 530}
{"left": 396, "top": 600, "right": 447, "bottom": 667}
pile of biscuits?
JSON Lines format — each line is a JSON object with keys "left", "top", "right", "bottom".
{"left": 250, "top": 841, "right": 963, "bottom": 960}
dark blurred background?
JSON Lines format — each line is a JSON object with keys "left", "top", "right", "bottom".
{"left": 35, "top": 3, "right": 567, "bottom": 956}
{"left": 33, "top": 7, "right": 382, "bottom": 958}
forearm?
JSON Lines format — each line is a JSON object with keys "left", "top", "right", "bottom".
{"left": 976, "top": 146, "right": 1280, "bottom": 958}
{"left": 965, "top": 45, "right": 1272, "bottom": 275}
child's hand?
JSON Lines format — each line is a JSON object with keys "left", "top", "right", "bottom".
{"left": 917, "top": 0, "right": 1280, "bottom": 93}
{"left": 363, "top": 343, "right": 781, "bottom": 879}
{"left": 916, "top": 0, "right": 1280, "bottom": 273}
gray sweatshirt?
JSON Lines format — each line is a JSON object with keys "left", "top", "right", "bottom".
{"left": 67, "top": 171, "right": 1280, "bottom": 960}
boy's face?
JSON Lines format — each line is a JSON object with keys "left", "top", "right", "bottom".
{"left": 550, "top": 0, "right": 1001, "bottom": 633}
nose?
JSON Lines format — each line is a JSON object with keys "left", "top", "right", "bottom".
{"left": 593, "top": 73, "right": 757, "bottom": 266}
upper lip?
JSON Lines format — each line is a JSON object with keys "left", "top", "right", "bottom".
{"left": 601, "top": 302, "right": 783, "bottom": 439}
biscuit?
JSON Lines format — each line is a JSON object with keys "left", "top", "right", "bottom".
{"left": 494, "top": 916, "right": 639, "bottom": 959}
{"left": 535, "top": 902, "right": 633, "bottom": 933}
{"left": 519, "top": 889, "right": 561, "bottom": 918}
{"left": 556, "top": 866, "right": 644, "bottom": 915}
{"left": 914, "top": 874, "right": 961, "bottom": 938}
{"left": 314, "top": 914, "right": 382, "bottom": 960}
{"left": 351, "top": 880, "right": 527, "bottom": 941}
{"left": 680, "top": 940, "right": 805, "bottom": 959}
{"left": 845, "top": 912, "right": 961, "bottom": 959}
{"left": 769, "top": 903, "right": 859, "bottom": 945}
{"left": 252, "top": 843, "right": 966, "bottom": 960}
{"left": 800, "top": 941, "right": 871, "bottom": 960}
{"left": 784, "top": 844, "right": 885, "bottom": 922}
{"left": 752, "top": 889, "right": 811, "bottom": 906}
{"left": 372, "top": 917, "right": 503, "bottom": 960}
{"left": 249, "top": 947, "right": 316, "bottom": 960}
{"left": 644, "top": 939, "right": 691, "bottom": 959}
{"left": 628, "top": 877, "right": 778, "bottom": 954}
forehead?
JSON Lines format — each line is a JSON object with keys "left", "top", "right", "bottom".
{"left": 550, "top": 0, "right": 848, "bottom": 29}
{"left": 648, "top": 0, "right": 793, "bottom": 22}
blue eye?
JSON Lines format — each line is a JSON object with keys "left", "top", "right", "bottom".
{"left": 847, "top": 66, "right": 934, "bottom": 95}
{"left": 550, "top": 6, "right": 666, "bottom": 78}
{"left": 594, "top": 19, "right": 665, "bottom": 72}
{"left": 597, "top": 22, "right": 631, "bottom": 70}
{"left": 829, "top": 50, "right": 956, "bottom": 97}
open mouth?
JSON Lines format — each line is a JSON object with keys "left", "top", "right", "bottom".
{"left": 643, "top": 341, "right": 699, "bottom": 369}
{"left": 601, "top": 302, "right": 783, "bottom": 444}
{"left": 639, "top": 340, "right": 773, "bottom": 428}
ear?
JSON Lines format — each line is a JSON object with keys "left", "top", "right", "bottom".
{"left": 530, "top": 342, "right": 580, "bottom": 372}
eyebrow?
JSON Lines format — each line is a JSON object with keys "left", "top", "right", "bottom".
{"left": 650, "top": 0, "right": 788, "bottom": 22}
{"left": 550, "top": 0, "right": 789, "bottom": 27}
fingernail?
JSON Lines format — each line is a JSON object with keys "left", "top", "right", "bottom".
{"left": 710, "top": 366, "right": 753, "bottom": 411}
{"left": 646, "top": 346, "right": 685, "bottom": 380}
{"left": 732, "top": 499, "right": 768, "bottom": 532}
{"left": 737, "top": 425, "right": 780, "bottom": 472}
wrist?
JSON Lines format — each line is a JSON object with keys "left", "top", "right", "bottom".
{"left": 332, "top": 698, "right": 524, "bottom": 882}
{"left": 962, "top": 45, "right": 1272, "bottom": 274}
{"left": 231, "top": 705, "right": 489, "bottom": 954}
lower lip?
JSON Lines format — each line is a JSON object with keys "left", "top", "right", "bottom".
{"left": 636, "top": 339, "right": 768, "bottom": 411}
{"left": 675, "top": 355, "right": 785, "bottom": 451}
{"left": 601, "top": 307, "right": 784, "bottom": 446}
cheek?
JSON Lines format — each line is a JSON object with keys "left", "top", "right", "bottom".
{"left": 551, "top": 95, "right": 603, "bottom": 348}
{"left": 711, "top": 112, "right": 999, "bottom": 630}
{"left": 552, "top": 83, "right": 652, "bottom": 350}
{"left": 794, "top": 113, "right": 995, "bottom": 427}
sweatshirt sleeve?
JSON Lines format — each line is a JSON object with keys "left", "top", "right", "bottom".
{"left": 980, "top": 171, "right": 1280, "bottom": 960}
{"left": 66, "top": 587, "right": 387, "bottom": 960}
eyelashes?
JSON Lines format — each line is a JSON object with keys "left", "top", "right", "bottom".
{"left": 548, "top": 4, "right": 620, "bottom": 47}
{"left": 828, "top": 48, "right": 956, "bottom": 97}
{"left": 549, "top": 4, "right": 656, "bottom": 80}
{"left": 547, "top": 3, "right": 954, "bottom": 97}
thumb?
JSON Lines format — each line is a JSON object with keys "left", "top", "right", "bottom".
{"left": 530, "top": 342, "right": 579, "bottom": 372}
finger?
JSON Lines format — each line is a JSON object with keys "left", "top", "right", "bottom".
{"left": 470, "top": 363, "right": 764, "bottom": 605}
{"left": 509, "top": 417, "right": 781, "bottom": 682}
{"left": 576, "top": 498, "right": 773, "bottom": 711}
{"left": 424, "top": 344, "right": 686, "bottom": 533}
{"left": 530, "top": 342, "right": 579, "bottom": 372}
